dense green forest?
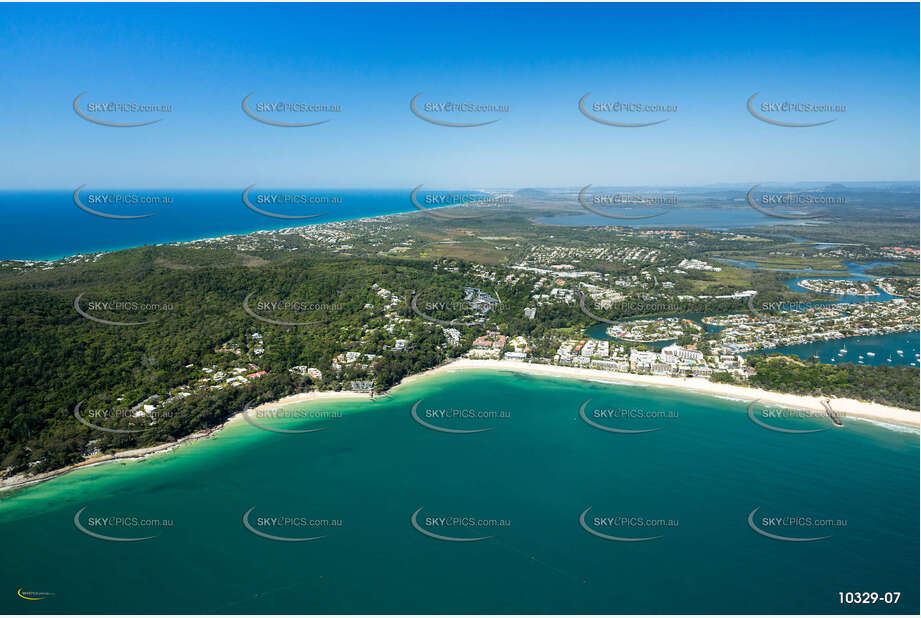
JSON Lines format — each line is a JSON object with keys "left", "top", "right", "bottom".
{"left": 0, "top": 243, "right": 632, "bottom": 475}
{"left": 1, "top": 230, "right": 917, "bottom": 479}
{"left": 0, "top": 248, "right": 477, "bottom": 475}
{"left": 744, "top": 356, "right": 919, "bottom": 409}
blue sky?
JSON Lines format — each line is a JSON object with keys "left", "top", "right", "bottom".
{"left": 0, "top": 2, "right": 917, "bottom": 189}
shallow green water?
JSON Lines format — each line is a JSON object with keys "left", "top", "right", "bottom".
{"left": 1, "top": 370, "right": 918, "bottom": 614}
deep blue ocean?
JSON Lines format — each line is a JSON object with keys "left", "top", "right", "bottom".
{"left": 2, "top": 193, "right": 836, "bottom": 261}
{"left": 0, "top": 190, "right": 416, "bottom": 261}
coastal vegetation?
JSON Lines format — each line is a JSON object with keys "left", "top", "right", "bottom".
{"left": 1, "top": 206, "right": 918, "bottom": 479}
{"left": 746, "top": 355, "right": 919, "bottom": 409}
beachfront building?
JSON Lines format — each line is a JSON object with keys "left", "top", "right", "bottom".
{"left": 630, "top": 349, "right": 659, "bottom": 372}
{"left": 473, "top": 331, "right": 507, "bottom": 349}
{"left": 661, "top": 344, "right": 704, "bottom": 362}
{"left": 651, "top": 363, "right": 672, "bottom": 376}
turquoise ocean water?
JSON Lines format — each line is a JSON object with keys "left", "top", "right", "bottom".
{"left": 1, "top": 370, "right": 917, "bottom": 614}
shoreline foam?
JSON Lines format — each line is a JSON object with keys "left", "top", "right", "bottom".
{"left": 425, "top": 359, "right": 919, "bottom": 427}
{"left": 2, "top": 359, "right": 917, "bottom": 493}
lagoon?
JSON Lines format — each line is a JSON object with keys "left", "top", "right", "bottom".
{"left": 534, "top": 208, "right": 820, "bottom": 230}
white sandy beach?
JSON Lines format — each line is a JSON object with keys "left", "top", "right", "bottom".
{"left": 414, "top": 359, "right": 920, "bottom": 427}
{"left": 222, "top": 390, "right": 371, "bottom": 426}
{"left": 3, "top": 359, "right": 917, "bottom": 492}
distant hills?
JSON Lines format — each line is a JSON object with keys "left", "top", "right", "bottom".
{"left": 514, "top": 188, "right": 551, "bottom": 199}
